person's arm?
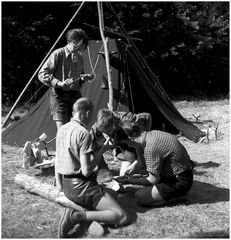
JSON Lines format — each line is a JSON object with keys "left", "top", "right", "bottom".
{"left": 80, "top": 137, "right": 112, "bottom": 177}
{"left": 55, "top": 158, "right": 63, "bottom": 192}
{"left": 38, "top": 49, "right": 71, "bottom": 89}
{"left": 120, "top": 161, "right": 133, "bottom": 176}
{"left": 38, "top": 51, "right": 61, "bottom": 87}
{"left": 120, "top": 160, "right": 142, "bottom": 176}
{"left": 117, "top": 171, "right": 158, "bottom": 186}
{"left": 80, "top": 153, "right": 98, "bottom": 177}
{"left": 127, "top": 176, "right": 153, "bottom": 186}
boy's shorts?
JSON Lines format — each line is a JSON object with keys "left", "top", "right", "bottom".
{"left": 49, "top": 88, "right": 82, "bottom": 122}
{"left": 62, "top": 173, "right": 105, "bottom": 210}
{"left": 155, "top": 168, "right": 193, "bottom": 201}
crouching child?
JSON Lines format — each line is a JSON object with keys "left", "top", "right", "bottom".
{"left": 115, "top": 120, "right": 194, "bottom": 207}
{"left": 55, "top": 98, "right": 128, "bottom": 238}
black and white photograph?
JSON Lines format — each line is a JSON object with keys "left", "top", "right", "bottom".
{"left": 1, "top": 1, "right": 229, "bottom": 238}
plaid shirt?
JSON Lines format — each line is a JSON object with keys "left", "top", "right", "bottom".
{"left": 56, "top": 119, "right": 93, "bottom": 175}
{"left": 143, "top": 130, "right": 192, "bottom": 178}
{"left": 38, "top": 45, "right": 84, "bottom": 89}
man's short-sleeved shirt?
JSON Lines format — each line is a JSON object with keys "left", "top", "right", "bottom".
{"left": 56, "top": 118, "right": 93, "bottom": 175}
{"left": 143, "top": 130, "right": 192, "bottom": 178}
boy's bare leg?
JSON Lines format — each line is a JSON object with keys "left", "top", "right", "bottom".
{"left": 84, "top": 192, "right": 128, "bottom": 226}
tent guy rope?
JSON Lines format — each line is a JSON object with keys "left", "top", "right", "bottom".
{"left": 86, "top": 43, "right": 104, "bottom": 82}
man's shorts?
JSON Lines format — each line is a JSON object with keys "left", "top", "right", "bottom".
{"left": 62, "top": 173, "right": 105, "bottom": 210}
{"left": 155, "top": 168, "right": 193, "bottom": 201}
{"left": 49, "top": 88, "right": 82, "bottom": 122}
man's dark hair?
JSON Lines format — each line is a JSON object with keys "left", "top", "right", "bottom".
{"left": 119, "top": 120, "right": 142, "bottom": 138}
{"left": 96, "top": 109, "right": 117, "bottom": 133}
{"left": 66, "top": 28, "right": 89, "bottom": 46}
{"left": 73, "top": 97, "right": 93, "bottom": 113}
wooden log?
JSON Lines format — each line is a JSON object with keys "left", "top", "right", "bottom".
{"left": 14, "top": 173, "right": 85, "bottom": 211}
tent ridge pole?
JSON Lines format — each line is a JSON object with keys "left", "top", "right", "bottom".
{"left": 106, "top": 2, "right": 182, "bottom": 114}
{"left": 2, "top": 2, "right": 85, "bottom": 128}
{"left": 97, "top": 2, "right": 113, "bottom": 111}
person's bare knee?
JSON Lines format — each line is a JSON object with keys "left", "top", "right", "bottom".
{"left": 151, "top": 186, "right": 164, "bottom": 201}
{"left": 115, "top": 208, "right": 128, "bottom": 226}
{"left": 96, "top": 192, "right": 128, "bottom": 226}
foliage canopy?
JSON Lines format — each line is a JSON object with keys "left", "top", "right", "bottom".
{"left": 2, "top": 2, "right": 229, "bottom": 104}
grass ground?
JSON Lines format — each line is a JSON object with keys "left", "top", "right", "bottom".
{"left": 1, "top": 99, "right": 230, "bottom": 238}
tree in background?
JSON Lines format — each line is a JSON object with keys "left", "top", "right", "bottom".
{"left": 110, "top": 2, "right": 229, "bottom": 97}
{"left": 2, "top": 2, "right": 229, "bottom": 105}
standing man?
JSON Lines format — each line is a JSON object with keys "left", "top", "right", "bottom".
{"left": 55, "top": 98, "right": 128, "bottom": 238}
{"left": 38, "top": 28, "right": 94, "bottom": 130}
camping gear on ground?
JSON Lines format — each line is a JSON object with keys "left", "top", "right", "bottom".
{"left": 22, "top": 133, "right": 55, "bottom": 169}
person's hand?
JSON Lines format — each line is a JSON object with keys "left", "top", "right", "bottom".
{"left": 56, "top": 79, "right": 73, "bottom": 90}
{"left": 64, "top": 78, "right": 74, "bottom": 85}
{"left": 80, "top": 73, "right": 95, "bottom": 82}
{"left": 57, "top": 79, "right": 81, "bottom": 90}
{"left": 124, "top": 160, "right": 138, "bottom": 175}
{"left": 55, "top": 173, "right": 64, "bottom": 193}
{"left": 113, "top": 176, "right": 130, "bottom": 185}
{"left": 55, "top": 180, "right": 63, "bottom": 193}
{"left": 56, "top": 81, "right": 68, "bottom": 88}
{"left": 56, "top": 185, "right": 63, "bottom": 193}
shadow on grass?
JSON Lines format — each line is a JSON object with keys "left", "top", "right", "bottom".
{"left": 185, "top": 180, "right": 229, "bottom": 205}
{"left": 35, "top": 167, "right": 55, "bottom": 177}
{"left": 117, "top": 192, "right": 144, "bottom": 224}
{"left": 178, "top": 228, "right": 230, "bottom": 238}
{"left": 191, "top": 161, "right": 220, "bottom": 176}
{"left": 115, "top": 179, "right": 229, "bottom": 224}
{"left": 194, "top": 160, "right": 220, "bottom": 168}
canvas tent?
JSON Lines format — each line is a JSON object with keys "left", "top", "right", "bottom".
{"left": 2, "top": 3, "right": 205, "bottom": 150}
{"left": 2, "top": 38, "right": 205, "bottom": 149}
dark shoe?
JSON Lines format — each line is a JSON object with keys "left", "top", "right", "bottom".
{"left": 58, "top": 208, "right": 74, "bottom": 238}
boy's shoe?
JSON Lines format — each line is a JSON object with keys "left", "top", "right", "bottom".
{"left": 58, "top": 208, "right": 87, "bottom": 238}
{"left": 58, "top": 208, "right": 74, "bottom": 238}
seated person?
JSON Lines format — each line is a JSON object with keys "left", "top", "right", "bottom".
{"left": 90, "top": 109, "right": 152, "bottom": 174}
{"left": 115, "top": 120, "right": 194, "bottom": 207}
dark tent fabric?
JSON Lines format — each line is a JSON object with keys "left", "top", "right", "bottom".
{"left": 2, "top": 39, "right": 205, "bottom": 149}
{"left": 125, "top": 48, "right": 204, "bottom": 142}
{"left": 2, "top": 40, "right": 129, "bottom": 149}
{"left": 2, "top": 88, "right": 57, "bottom": 148}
